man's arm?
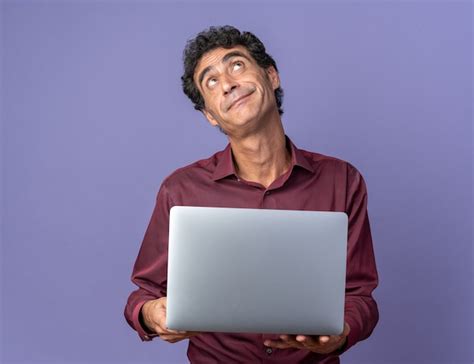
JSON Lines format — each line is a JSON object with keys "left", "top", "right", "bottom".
{"left": 124, "top": 183, "right": 172, "bottom": 341}
{"left": 334, "top": 163, "right": 379, "bottom": 355}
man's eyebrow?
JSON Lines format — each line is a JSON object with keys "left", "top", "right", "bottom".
{"left": 198, "top": 51, "right": 251, "bottom": 86}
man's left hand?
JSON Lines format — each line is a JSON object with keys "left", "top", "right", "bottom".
{"left": 263, "top": 322, "right": 350, "bottom": 355}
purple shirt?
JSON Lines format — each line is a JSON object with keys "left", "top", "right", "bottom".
{"left": 124, "top": 135, "right": 379, "bottom": 363}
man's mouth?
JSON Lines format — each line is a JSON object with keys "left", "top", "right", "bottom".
{"left": 228, "top": 92, "right": 252, "bottom": 111}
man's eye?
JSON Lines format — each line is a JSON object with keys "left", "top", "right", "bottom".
{"left": 232, "top": 61, "right": 243, "bottom": 71}
{"left": 207, "top": 78, "right": 217, "bottom": 87}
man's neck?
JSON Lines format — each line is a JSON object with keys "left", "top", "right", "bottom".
{"left": 228, "top": 122, "right": 292, "bottom": 189}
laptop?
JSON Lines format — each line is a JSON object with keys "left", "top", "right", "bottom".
{"left": 166, "top": 206, "right": 348, "bottom": 335}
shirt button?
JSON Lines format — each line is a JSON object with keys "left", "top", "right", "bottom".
{"left": 265, "top": 191, "right": 271, "bottom": 195}
{"left": 266, "top": 347, "right": 273, "bottom": 355}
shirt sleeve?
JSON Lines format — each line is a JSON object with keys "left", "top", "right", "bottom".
{"left": 333, "top": 163, "right": 380, "bottom": 355}
{"left": 124, "top": 182, "right": 173, "bottom": 342}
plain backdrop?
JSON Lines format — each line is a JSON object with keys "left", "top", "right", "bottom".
{"left": 1, "top": 1, "right": 472, "bottom": 363}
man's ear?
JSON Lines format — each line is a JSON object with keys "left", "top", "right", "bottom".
{"left": 202, "top": 108, "right": 219, "bottom": 127}
{"left": 266, "top": 66, "right": 280, "bottom": 91}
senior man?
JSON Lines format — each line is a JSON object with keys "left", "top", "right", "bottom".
{"left": 124, "top": 25, "right": 379, "bottom": 364}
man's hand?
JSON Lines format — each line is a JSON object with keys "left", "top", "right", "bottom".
{"left": 141, "top": 297, "right": 202, "bottom": 343}
{"left": 263, "top": 322, "right": 350, "bottom": 355}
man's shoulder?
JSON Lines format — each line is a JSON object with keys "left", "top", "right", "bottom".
{"left": 298, "top": 147, "right": 357, "bottom": 174}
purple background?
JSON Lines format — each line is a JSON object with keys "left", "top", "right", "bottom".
{"left": 2, "top": 1, "right": 472, "bottom": 363}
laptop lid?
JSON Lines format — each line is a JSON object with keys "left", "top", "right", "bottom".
{"left": 166, "top": 206, "right": 348, "bottom": 335}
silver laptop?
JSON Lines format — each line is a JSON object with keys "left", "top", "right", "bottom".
{"left": 166, "top": 206, "right": 348, "bottom": 335}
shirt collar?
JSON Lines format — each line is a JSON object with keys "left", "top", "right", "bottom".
{"left": 211, "top": 134, "right": 314, "bottom": 181}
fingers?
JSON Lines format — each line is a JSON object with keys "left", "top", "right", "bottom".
{"left": 288, "top": 334, "right": 330, "bottom": 345}
{"left": 295, "top": 335, "right": 330, "bottom": 346}
{"left": 266, "top": 328, "right": 350, "bottom": 354}
{"left": 296, "top": 335, "right": 312, "bottom": 345}
{"left": 156, "top": 323, "right": 187, "bottom": 335}
{"left": 279, "top": 334, "right": 304, "bottom": 348}
{"left": 266, "top": 334, "right": 335, "bottom": 351}
{"left": 159, "top": 331, "right": 202, "bottom": 343}
{"left": 317, "top": 335, "right": 330, "bottom": 344}
{"left": 159, "top": 334, "right": 184, "bottom": 343}
{"left": 264, "top": 339, "right": 300, "bottom": 349}
{"left": 265, "top": 335, "right": 305, "bottom": 350}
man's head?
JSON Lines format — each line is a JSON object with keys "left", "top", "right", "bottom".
{"left": 181, "top": 25, "right": 284, "bottom": 135}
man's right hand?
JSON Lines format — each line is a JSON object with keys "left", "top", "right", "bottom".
{"left": 141, "top": 297, "right": 202, "bottom": 343}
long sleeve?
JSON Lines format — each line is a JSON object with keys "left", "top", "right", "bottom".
{"left": 124, "top": 183, "right": 173, "bottom": 341}
{"left": 334, "top": 164, "right": 380, "bottom": 355}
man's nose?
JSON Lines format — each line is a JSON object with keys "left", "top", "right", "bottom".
{"left": 222, "top": 75, "right": 239, "bottom": 95}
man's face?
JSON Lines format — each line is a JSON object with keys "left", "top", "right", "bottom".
{"left": 193, "top": 45, "right": 280, "bottom": 136}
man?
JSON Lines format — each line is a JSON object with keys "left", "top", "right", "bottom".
{"left": 124, "top": 25, "right": 379, "bottom": 363}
